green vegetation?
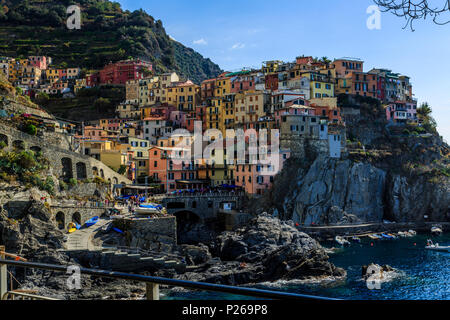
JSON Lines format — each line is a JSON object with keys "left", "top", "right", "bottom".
{"left": 417, "top": 102, "right": 437, "bottom": 134}
{"left": 0, "top": 0, "right": 221, "bottom": 83}
{"left": 68, "top": 178, "right": 78, "bottom": 187}
{"left": 39, "top": 85, "right": 125, "bottom": 120}
{"left": 0, "top": 149, "right": 54, "bottom": 194}
{"left": 118, "top": 165, "right": 127, "bottom": 175}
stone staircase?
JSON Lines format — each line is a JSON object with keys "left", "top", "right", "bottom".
{"left": 95, "top": 246, "right": 186, "bottom": 273}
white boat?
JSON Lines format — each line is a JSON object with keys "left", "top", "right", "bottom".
{"left": 135, "top": 203, "right": 163, "bottom": 215}
{"left": 426, "top": 240, "right": 450, "bottom": 253}
{"left": 431, "top": 227, "right": 443, "bottom": 235}
{"left": 408, "top": 230, "right": 417, "bottom": 236}
{"left": 335, "top": 236, "right": 350, "bottom": 246}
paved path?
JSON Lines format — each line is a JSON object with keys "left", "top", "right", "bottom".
{"left": 65, "top": 218, "right": 110, "bottom": 251}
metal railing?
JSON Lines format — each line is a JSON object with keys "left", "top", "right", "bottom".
{"left": 0, "top": 258, "right": 339, "bottom": 301}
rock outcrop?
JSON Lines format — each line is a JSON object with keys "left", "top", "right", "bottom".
{"left": 177, "top": 214, "right": 346, "bottom": 285}
{"left": 265, "top": 144, "right": 449, "bottom": 225}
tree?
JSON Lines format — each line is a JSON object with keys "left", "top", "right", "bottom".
{"left": 374, "top": 0, "right": 450, "bottom": 30}
{"left": 416, "top": 102, "right": 437, "bottom": 133}
{"left": 417, "top": 102, "right": 432, "bottom": 117}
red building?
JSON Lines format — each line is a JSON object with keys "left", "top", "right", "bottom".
{"left": 86, "top": 73, "right": 100, "bottom": 87}
{"left": 97, "top": 59, "right": 152, "bottom": 85}
{"left": 265, "top": 74, "right": 279, "bottom": 91}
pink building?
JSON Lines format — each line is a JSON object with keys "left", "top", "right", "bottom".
{"left": 148, "top": 146, "right": 200, "bottom": 193}
{"left": 386, "top": 101, "right": 417, "bottom": 123}
{"left": 170, "top": 111, "right": 187, "bottom": 127}
{"left": 28, "top": 56, "right": 50, "bottom": 70}
{"left": 230, "top": 73, "right": 258, "bottom": 93}
{"left": 234, "top": 150, "right": 291, "bottom": 196}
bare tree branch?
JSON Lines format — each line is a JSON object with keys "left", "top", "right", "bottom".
{"left": 374, "top": 0, "right": 450, "bottom": 31}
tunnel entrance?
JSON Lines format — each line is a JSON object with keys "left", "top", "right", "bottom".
{"left": 173, "top": 210, "right": 203, "bottom": 244}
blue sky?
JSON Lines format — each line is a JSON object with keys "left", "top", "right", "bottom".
{"left": 119, "top": 0, "right": 450, "bottom": 141}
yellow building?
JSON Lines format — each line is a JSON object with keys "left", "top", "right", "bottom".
{"left": 301, "top": 71, "right": 334, "bottom": 99}
{"left": 45, "top": 68, "right": 59, "bottom": 84}
{"left": 167, "top": 80, "right": 200, "bottom": 116}
{"left": 100, "top": 150, "right": 129, "bottom": 172}
{"left": 207, "top": 98, "right": 221, "bottom": 130}
{"left": 83, "top": 140, "right": 114, "bottom": 161}
{"left": 262, "top": 60, "right": 283, "bottom": 74}
{"left": 118, "top": 136, "right": 151, "bottom": 180}
{"left": 234, "top": 91, "right": 268, "bottom": 127}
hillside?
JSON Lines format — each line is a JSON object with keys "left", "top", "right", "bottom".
{"left": 0, "top": 0, "right": 222, "bottom": 83}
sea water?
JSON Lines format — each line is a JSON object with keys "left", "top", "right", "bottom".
{"left": 163, "top": 233, "right": 449, "bottom": 300}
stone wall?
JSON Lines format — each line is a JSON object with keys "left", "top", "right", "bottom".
{"left": 162, "top": 195, "right": 243, "bottom": 222}
{"left": 113, "top": 216, "right": 177, "bottom": 251}
{"left": 0, "top": 124, "right": 131, "bottom": 185}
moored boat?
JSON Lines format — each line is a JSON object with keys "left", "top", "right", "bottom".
{"left": 381, "top": 233, "right": 395, "bottom": 240}
{"left": 368, "top": 234, "right": 383, "bottom": 240}
{"left": 84, "top": 216, "right": 99, "bottom": 228}
{"left": 426, "top": 240, "right": 450, "bottom": 253}
{"left": 431, "top": 227, "right": 443, "bottom": 236}
{"left": 352, "top": 236, "right": 361, "bottom": 243}
{"left": 335, "top": 236, "right": 350, "bottom": 246}
{"left": 135, "top": 203, "right": 163, "bottom": 215}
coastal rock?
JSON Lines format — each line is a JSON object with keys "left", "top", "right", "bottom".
{"left": 179, "top": 214, "right": 346, "bottom": 285}
{"left": 284, "top": 156, "right": 386, "bottom": 225}
{"left": 0, "top": 200, "right": 65, "bottom": 258}
{"left": 179, "top": 244, "right": 212, "bottom": 265}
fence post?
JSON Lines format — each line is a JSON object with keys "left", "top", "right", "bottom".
{"left": 146, "top": 282, "right": 159, "bottom": 300}
{"left": 0, "top": 245, "right": 7, "bottom": 300}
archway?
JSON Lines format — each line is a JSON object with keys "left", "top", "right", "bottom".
{"left": 100, "top": 169, "right": 104, "bottom": 179}
{"left": 61, "top": 158, "right": 73, "bottom": 180}
{"left": 76, "top": 162, "right": 87, "bottom": 180}
{"left": 72, "top": 212, "right": 81, "bottom": 225}
{"left": 55, "top": 212, "right": 65, "bottom": 230}
{"left": 12, "top": 140, "right": 25, "bottom": 150}
{"left": 113, "top": 177, "right": 118, "bottom": 185}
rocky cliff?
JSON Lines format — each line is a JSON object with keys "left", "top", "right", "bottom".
{"left": 258, "top": 98, "right": 450, "bottom": 225}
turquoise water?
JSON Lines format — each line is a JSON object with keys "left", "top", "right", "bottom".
{"left": 163, "top": 233, "right": 449, "bottom": 300}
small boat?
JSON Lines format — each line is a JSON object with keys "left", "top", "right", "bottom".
{"left": 84, "top": 216, "right": 99, "bottom": 228}
{"left": 135, "top": 203, "right": 162, "bottom": 215}
{"left": 426, "top": 240, "right": 450, "bottom": 253}
{"left": 335, "top": 236, "right": 350, "bottom": 246}
{"left": 431, "top": 227, "right": 443, "bottom": 235}
{"left": 387, "top": 233, "right": 397, "bottom": 239}
{"left": 381, "top": 233, "right": 395, "bottom": 240}
{"left": 352, "top": 236, "right": 361, "bottom": 243}
{"left": 368, "top": 234, "right": 382, "bottom": 240}
{"left": 68, "top": 222, "right": 81, "bottom": 233}
{"left": 113, "top": 228, "right": 124, "bottom": 234}
{"left": 408, "top": 230, "right": 417, "bottom": 236}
